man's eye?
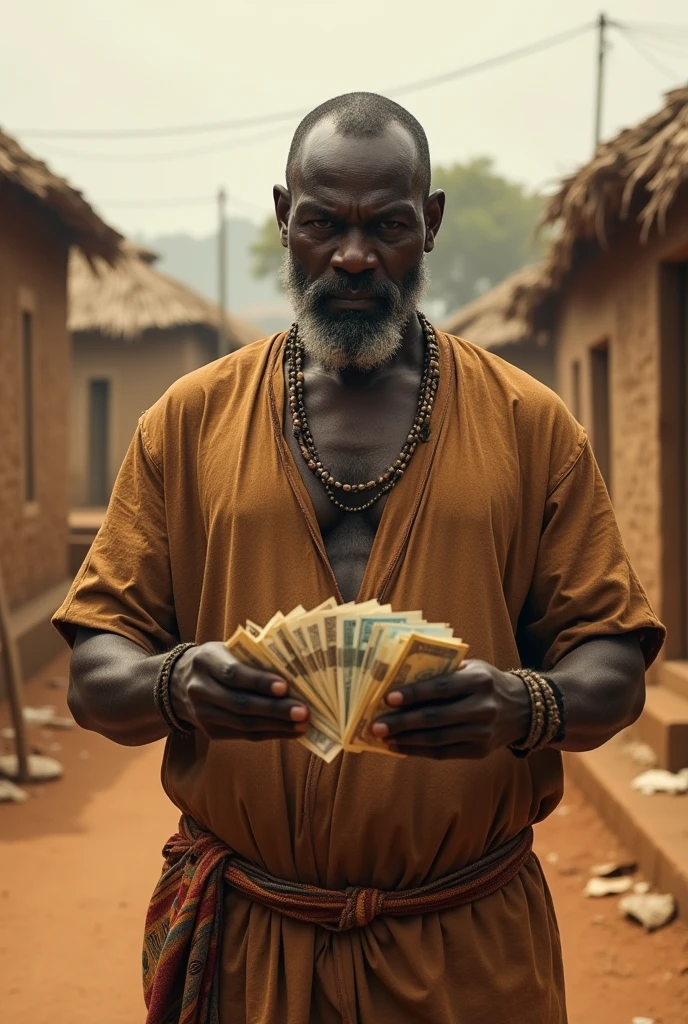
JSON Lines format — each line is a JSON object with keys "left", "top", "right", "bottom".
{"left": 309, "top": 219, "right": 334, "bottom": 229}
{"left": 380, "top": 221, "right": 403, "bottom": 231}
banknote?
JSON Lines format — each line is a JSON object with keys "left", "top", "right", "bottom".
{"left": 345, "top": 633, "right": 469, "bottom": 752}
{"left": 226, "top": 602, "right": 469, "bottom": 762}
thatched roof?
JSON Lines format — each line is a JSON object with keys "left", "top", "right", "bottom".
{"left": 520, "top": 86, "right": 688, "bottom": 331}
{"left": 0, "top": 129, "right": 121, "bottom": 262}
{"left": 441, "top": 265, "right": 545, "bottom": 349}
{"left": 69, "top": 242, "right": 260, "bottom": 347}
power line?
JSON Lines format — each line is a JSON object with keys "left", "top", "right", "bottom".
{"left": 36, "top": 123, "right": 292, "bottom": 163}
{"left": 619, "top": 28, "right": 685, "bottom": 82}
{"left": 101, "top": 193, "right": 268, "bottom": 215}
{"left": 100, "top": 196, "right": 213, "bottom": 209}
{"left": 623, "top": 21, "right": 688, "bottom": 39}
{"left": 16, "top": 20, "right": 596, "bottom": 142}
{"left": 18, "top": 107, "right": 304, "bottom": 142}
{"left": 387, "top": 20, "right": 595, "bottom": 98}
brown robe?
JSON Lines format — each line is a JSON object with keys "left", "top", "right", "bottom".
{"left": 54, "top": 330, "right": 664, "bottom": 1024}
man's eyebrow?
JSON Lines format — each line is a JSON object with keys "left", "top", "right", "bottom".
{"left": 296, "top": 202, "right": 338, "bottom": 217}
{"left": 372, "top": 201, "right": 417, "bottom": 215}
{"left": 296, "top": 200, "right": 418, "bottom": 218}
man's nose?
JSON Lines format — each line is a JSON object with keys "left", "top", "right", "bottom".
{"left": 331, "top": 230, "right": 378, "bottom": 275}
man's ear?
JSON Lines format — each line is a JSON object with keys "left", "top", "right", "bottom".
{"left": 274, "top": 185, "right": 291, "bottom": 248}
{"left": 423, "top": 189, "right": 445, "bottom": 254}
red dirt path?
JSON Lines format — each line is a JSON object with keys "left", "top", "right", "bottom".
{"left": 1, "top": 652, "right": 687, "bottom": 1024}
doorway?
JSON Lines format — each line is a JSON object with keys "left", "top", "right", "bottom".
{"left": 590, "top": 340, "right": 612, "bottom": 495}
{"left": 87, "top": 379, "right": 110, "bottom": 506}
{"left": 659, "top": 262, "right": 688, "bottom": 657}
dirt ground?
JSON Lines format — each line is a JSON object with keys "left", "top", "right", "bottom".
{"left": 1, "top": 651, "right": 687, "bottom": 1024}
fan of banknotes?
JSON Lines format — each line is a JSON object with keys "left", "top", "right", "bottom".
{"left": 226, "top": 598, "right": 469, "bottom": 763}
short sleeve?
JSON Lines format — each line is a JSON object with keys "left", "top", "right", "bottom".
{"left": 52, "top": 416, "right": 178, "bottom": 654}
{"left": 517, "top": 436, "right": 665, "bottom": 671}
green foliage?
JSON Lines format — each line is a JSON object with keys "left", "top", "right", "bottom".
{"left": 249, "top": 157, "right": 545, "bottom": 313}
{"left": 429, "top": 158, "right": 544, "bottom": 312}
{"left": 251, "top": 215, "right": 284, "bottom": 280}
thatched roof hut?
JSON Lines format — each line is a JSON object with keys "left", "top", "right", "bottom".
{"left": 441, "top": 265, "right": 554, "bottom": 388}
{"left": 0, "top": 129, "right": 121, "bottom": 262}
{"left": 441, "top": 265, "right": 546, "bottom": 349}
{"left": 519, "top": 86, "right": 688, "bottom": 333}
{"left": 69, "top": 241, "right": 259, "bottom": 348}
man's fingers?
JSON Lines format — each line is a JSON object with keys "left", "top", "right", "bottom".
{"left": 192, "top": 674, "right": 308, "bottom": 722}
{"left": 384, "top": 661, "right": 487, "bottom": 708}
{"left": 373, "top": 696, "right": 490, "bottom": 739}
{"left": 197, "top": 642, "right": 289, "bottom": 696}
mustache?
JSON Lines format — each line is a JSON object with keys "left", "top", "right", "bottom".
{"left": 287, "top": 261, "right": 402, "bottom": 305}
{"left": 309, "top": 270, "right": 397, "bottom": 299}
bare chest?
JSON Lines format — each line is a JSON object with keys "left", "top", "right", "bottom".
{"left": 282, "top": 363, "right": 421, "bottom": 600}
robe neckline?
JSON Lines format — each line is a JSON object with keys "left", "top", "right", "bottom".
{"left": 266, "top": 324, "right": 456, "bottom": 606}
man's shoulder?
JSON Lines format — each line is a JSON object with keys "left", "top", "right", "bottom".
{"left": 441, "top": 330, "right": 556, "bottom": 403}
{"left": 442, "top": 330, "right": 575, "bottom": 423}
{"left": 440, "top": 331, "right": 586, "bottom": 484}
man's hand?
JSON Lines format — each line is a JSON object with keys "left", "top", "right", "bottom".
{"left": 169, "top": 642, "right": 310, "bottom": 741}
{"left": 370, "top": 660, "right": 531, "bottom": 759}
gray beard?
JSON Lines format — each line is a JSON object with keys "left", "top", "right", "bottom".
{"left": 279, "top": 252, "right": 429, "bottom": 371}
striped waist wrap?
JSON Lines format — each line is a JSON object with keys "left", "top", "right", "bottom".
{"left": 143, "top": 813, "right": 534, "bottom": 1024}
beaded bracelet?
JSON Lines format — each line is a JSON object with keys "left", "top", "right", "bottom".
{"left": 508, "top": 668, "right": 565, "bottom": 757}
{"left": 153, "top": 642, "right": 197, "bottom": 734}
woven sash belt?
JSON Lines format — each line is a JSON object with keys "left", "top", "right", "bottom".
{"left": 143, "top": 814, "right": 533, "bottom": 1024}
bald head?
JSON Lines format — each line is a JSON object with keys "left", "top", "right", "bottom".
{"left": 286, "top": 92, "right": 431, "bottom": 198}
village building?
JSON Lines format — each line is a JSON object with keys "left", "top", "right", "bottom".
{"left": 441, "top": 265, "right": 554, "bottom": 388}
{"left": 69, "top": 241, "right": 259, "bottom": 509}
{"left": 518, "top": 86, "right": 688, "bottom": 916}
{"left": 67, "top": 242, "right": 259, "bottom": 568}
{"left": 0, "top": 130, "right": 120, "bottom": 676}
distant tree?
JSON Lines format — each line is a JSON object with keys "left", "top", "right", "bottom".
{"left": 251, "top": 215, "right": 284, "bottom": 280}
{"left": 429, "top": 158, "right": 544, "bottom": 313}
{"left": 250, "top": 157, "right": 544, "bottom": 313}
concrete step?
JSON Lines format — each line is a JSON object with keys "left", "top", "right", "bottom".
{"left": 564, "top": 738, "right": 688, "bottom": 924}
{"left": 631, "top": 684, "right": 688, "bottom": 773}
{"left": 661, "top": 659, "right": 688, "bottom": 701}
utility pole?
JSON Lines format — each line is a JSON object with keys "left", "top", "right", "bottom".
{"left": 594, "top": 12, "right": 608, "bottom": 152}
{"left": 217, "top": 187, "right": 229, "bottom": 358}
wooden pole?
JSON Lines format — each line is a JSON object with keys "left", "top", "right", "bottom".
{"left": 0, "top": 561, "right": 30, "bottom": 783}
{"left": 594, "top": 12, "right": 608, "bottom": 151}
{"left": 217, "top": 187, "right": 230, "bottom": 358}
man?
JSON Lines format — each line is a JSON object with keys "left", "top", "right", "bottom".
{"left": 55, "top": 93, "right": 664, "bottom": 1024}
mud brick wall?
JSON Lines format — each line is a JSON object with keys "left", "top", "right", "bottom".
{"left": 554, "top": 196, "right": 688, "bottom": 654}
{"left": 0, "top": 183, "right": 70, "bottom": 608}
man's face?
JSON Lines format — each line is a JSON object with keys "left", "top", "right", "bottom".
{"left": 275, "top": 119, "right": 443, "bottom": 370}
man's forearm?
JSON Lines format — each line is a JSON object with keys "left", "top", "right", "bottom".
{"left": 68, "top": 628, "right": 170, "bottom": 746}
{"left": 547, "top": 633, "right": 646, "bottom": 751}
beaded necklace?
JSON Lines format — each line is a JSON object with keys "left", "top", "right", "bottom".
{"left": 286, "top": 311, "right": 440, "bottom": 513}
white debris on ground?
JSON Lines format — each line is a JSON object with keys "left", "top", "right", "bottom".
{"left": 619, "top": 892, "right": 676, "bottom": 931}
{"left": 584, "top": 876, "right": 635, "bottom": 897}
{"left": 631, "top": 768, "right": 688, "bottom": 795}
{"left": 631, "top": 1017, "right": 655, "bottom": 1024}
{"left": 622, "top": 739, "right": 658, "bottom": 770}
{"left": 0, "top": 753, "right": 63, "bottom": 781}
{"left": 22, "top": 705, "right": 74, "bottom": 729}
{"left": 0, "top": 779, "right": 29, "bottom": 803}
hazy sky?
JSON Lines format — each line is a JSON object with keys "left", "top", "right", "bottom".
{"left": 4, "top": 0, "right": 687, "bottom": 238}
